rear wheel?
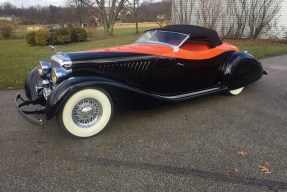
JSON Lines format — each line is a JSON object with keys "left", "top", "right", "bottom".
{"left": 57, "top": 88, "right": 112, "bottom": 138}
{"left": 227, "top": 87, "right": 244, "bottom": 96}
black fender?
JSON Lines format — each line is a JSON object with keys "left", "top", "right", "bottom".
{"left": 45, "top": 76, "right": 228, "bottom": 119}
{"left": 46, "top": 76, "right": 175, "bottom": 119}
{"left": 25, "top": 67, "right": 45, "bottom": 103}
{"left": 45, "top": 77, "right": 130, "bottom": 119}
{"left": 221, "top": 52, "right": 263, "bottom": 90}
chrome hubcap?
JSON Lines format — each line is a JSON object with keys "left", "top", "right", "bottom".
{"left": 72, "top": 98, "right": 102, "bottom": 128}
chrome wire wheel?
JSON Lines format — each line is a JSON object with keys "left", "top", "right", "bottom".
{"left": 72, "top": 98, "right": 103, "bottom": 128}
{"left": 57, "top": 89, "right": 112, "bottom": 138}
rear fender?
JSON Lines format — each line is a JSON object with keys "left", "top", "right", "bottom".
{"left": 221, "top": 52, "right": 263, "bottom": 90}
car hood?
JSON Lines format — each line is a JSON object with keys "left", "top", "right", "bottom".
{"left": 89, "top": 43, "right": 174, "bottom": 56}
{"left": 65, "top": 43, "right": 174, "bottom": 64}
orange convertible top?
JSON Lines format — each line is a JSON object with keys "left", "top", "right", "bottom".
{"left": 87, "top": 42, "right": 239, "bottom": 60}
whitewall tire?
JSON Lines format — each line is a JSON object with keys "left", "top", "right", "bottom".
{"left": 57, "top": 88, "right": 112, "bottom": 138}
{"left": 228, "top": 87, "right": 244, "bottom": 96}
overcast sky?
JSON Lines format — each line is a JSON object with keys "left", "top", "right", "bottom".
{"left": 0, "top": 0, "right": 66, "bottom": 8}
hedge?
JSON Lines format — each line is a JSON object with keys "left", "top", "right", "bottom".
{"left": 25, "top": 27, "right": 87, "bottom": 46}
{"left": 34, "top": 29, "right": 52, "bottom": 46}
{"left": 25, "top": 31, "right": 36, "bottom": 45}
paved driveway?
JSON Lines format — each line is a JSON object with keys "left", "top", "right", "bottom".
{"left": 0, "top": 55, "right": 287, "bottom": 191}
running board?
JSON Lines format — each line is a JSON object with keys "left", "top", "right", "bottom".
{"left": 149, "top": 87, "right": 228, "bottom": 102}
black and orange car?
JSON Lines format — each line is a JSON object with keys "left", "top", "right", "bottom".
{"left": 16, "top": 25, "right": 266, "bottom": 138}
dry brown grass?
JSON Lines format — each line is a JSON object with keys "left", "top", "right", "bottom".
{"left": 114, "top": 22, "right": 159, "bottom": 28}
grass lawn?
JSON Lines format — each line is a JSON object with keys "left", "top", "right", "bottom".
{"left": 1, "top": 25, "right": 287, "bottom": 89}
{"left": 226, "top": 39, "right": 287, "bottom": 58}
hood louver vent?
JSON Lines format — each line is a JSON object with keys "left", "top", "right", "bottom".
{"left": 96, "top": 60, "right": 152, "bottom": 87}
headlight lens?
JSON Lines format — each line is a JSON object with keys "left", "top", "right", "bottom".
{"left": 51, "top": 67, "right": 68, "bottom": 84}
{"left": 38, "top": 61, "right": 51, "bottom": 76}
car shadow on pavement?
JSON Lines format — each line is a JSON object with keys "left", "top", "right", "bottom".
{"left": 78, "top": 156, "right": 287, "bottom": 191}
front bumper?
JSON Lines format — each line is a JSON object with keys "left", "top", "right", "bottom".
{"left": 15, "top": 93, "right": 46, "bottom": 127}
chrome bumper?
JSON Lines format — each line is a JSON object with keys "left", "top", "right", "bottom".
{"left": 15, "top": 93, "right": 46, "bottom": 127}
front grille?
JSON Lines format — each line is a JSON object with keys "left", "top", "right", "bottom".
{"left": 50, "top": 59, "right": 60, "bottom": 67}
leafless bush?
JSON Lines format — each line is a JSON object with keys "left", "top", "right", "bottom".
{"left": 221, "top": 0, "right": 281, "bottom": 39}
{"left": 172, "top": 0, "right": 196, "bottom": 24}
{"left": 0, "top": 26, "right": 13, "bottom": 39}
{"left": 222, "top": 0, "right": 248, "bottom": 38}
{"left": 247, "top": 0, "right": 282, "bottom": 39}
{"left": 172, "top": 0, "right": 282, "bottom": 39}
{"left": 156, "top": 15, "right": 167, "bottom": 28}
{"left": 197, "top": 0, "right": 222, "bottom": 29}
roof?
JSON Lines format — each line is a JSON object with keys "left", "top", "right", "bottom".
{"left": 146, "top": 25, "right": 222, "bottom": 48}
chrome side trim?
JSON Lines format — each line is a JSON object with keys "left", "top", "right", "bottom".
{"left": 71, "top": 55, "right": 161, "bottom": 64}
{"left": 162, "top": 87, "right": 220, "bottom": 100}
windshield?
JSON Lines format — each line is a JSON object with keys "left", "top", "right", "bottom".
{"left": 136, "top": 30, "right": 188, "bottom": 47}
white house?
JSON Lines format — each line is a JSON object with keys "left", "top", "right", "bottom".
{"left": 0, "top": 15, "right": 16, "bottom": 22}
{"left": 172, "top": 0, "right": 287, "bottom": 39}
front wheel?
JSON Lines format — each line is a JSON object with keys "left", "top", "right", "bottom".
{"left": 226, "top": 87, "right": 244, "bottom": 96}
{"left": 57, "top": 88, "right": 113, "bottom": 138}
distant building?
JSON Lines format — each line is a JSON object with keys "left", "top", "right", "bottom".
{"left": 27, "top": 24, "right": 61, "bottom": 31}
{"left": 27, "top": 26, "right": 42, "bottom": 31}
{"left": 0, "top": 15, "right": 16, "bottom": 22}
{"left": 172, "top": 0, "right": 287, "bottom": 39}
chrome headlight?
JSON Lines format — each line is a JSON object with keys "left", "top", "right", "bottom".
{"left": 52, "top": 67, "right": 68, "bottom": 84}
{"left": 38, "top": 61, "right": 52, "bottom": 76}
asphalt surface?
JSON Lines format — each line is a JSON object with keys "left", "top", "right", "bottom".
{"left": 1, "top": 55, "right": 287, "bottom": 192}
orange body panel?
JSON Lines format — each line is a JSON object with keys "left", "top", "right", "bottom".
{"left": 87, "top": 42, "right": 239, "bottom": 60}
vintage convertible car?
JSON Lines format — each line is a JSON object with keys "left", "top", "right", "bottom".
{"left": 16, "top": 25, "right": 266, "bottom": 138}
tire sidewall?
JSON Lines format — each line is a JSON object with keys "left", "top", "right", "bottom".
{"left": 57, "top": 88, "right": 113, "bottom": 138}
{"left": 228, "top": 87, "right": 244, "bottom": 96}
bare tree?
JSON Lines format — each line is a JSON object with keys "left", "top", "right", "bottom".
{"left": 154, "top": 0, "right": 171, "bottom": 27}
{"left": 155, "top": 14, "right": 166, "bottom": 28}
{"left": 161, "top": 0, "right": 172, "bottom": 25}
{"left": 68, "top": 0, "right": 90, "bottom": 25}
{"left": 197, "top": 0, "right": 222, "bottom": 29}
{"left": 172, "top": 0, "right": 196, "bottom": 24}
{"left": 79, "top": 0, "right": 127, "bottom": 35}
{"left": 222, "top": 0, "right": 248, "bottom": 38}
{"left": 1, "top": 2, "right": 16, "bottom": 15}
{"left": 247, "top": 0, "right": 282, "bottom": 39}
{"left": 233, "top": 0, "right": 248, "bottom": 38}
{"left": 125, "top": 0, "right": 143, "bottom": 33}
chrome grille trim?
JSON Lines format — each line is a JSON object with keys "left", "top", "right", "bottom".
{"left": 51, "top": 53, "right": 72, "bottom": 68}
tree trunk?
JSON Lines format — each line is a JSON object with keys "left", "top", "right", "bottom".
{"left": 78, "top": 0, "right": 126, "bottom": 36}
{"left": 135, "top": 15, "right": 139, "bottom": 33}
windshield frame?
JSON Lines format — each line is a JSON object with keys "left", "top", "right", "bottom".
{"left": 136, "top": 30, "right": 190, "bottom": 51}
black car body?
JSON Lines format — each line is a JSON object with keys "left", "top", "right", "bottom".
{"left": 16, "top": 25, "right": 266, "bottom": 138}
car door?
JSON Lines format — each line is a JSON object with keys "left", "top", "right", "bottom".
{"left": 146, "top": 53, "right": 229, "bottom": 95}
{"left": 170, "top": 41, "right": 231, "bottom": 93}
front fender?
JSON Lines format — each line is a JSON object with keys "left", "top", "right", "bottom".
{"left": 46, "top": 77, "right": 114, "bottom": 119}
{"left": 221, "top": 52, "right": 263, "bottom": 90}
{"left": 46, "top": 76, "right": 154, "bottom": 119}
